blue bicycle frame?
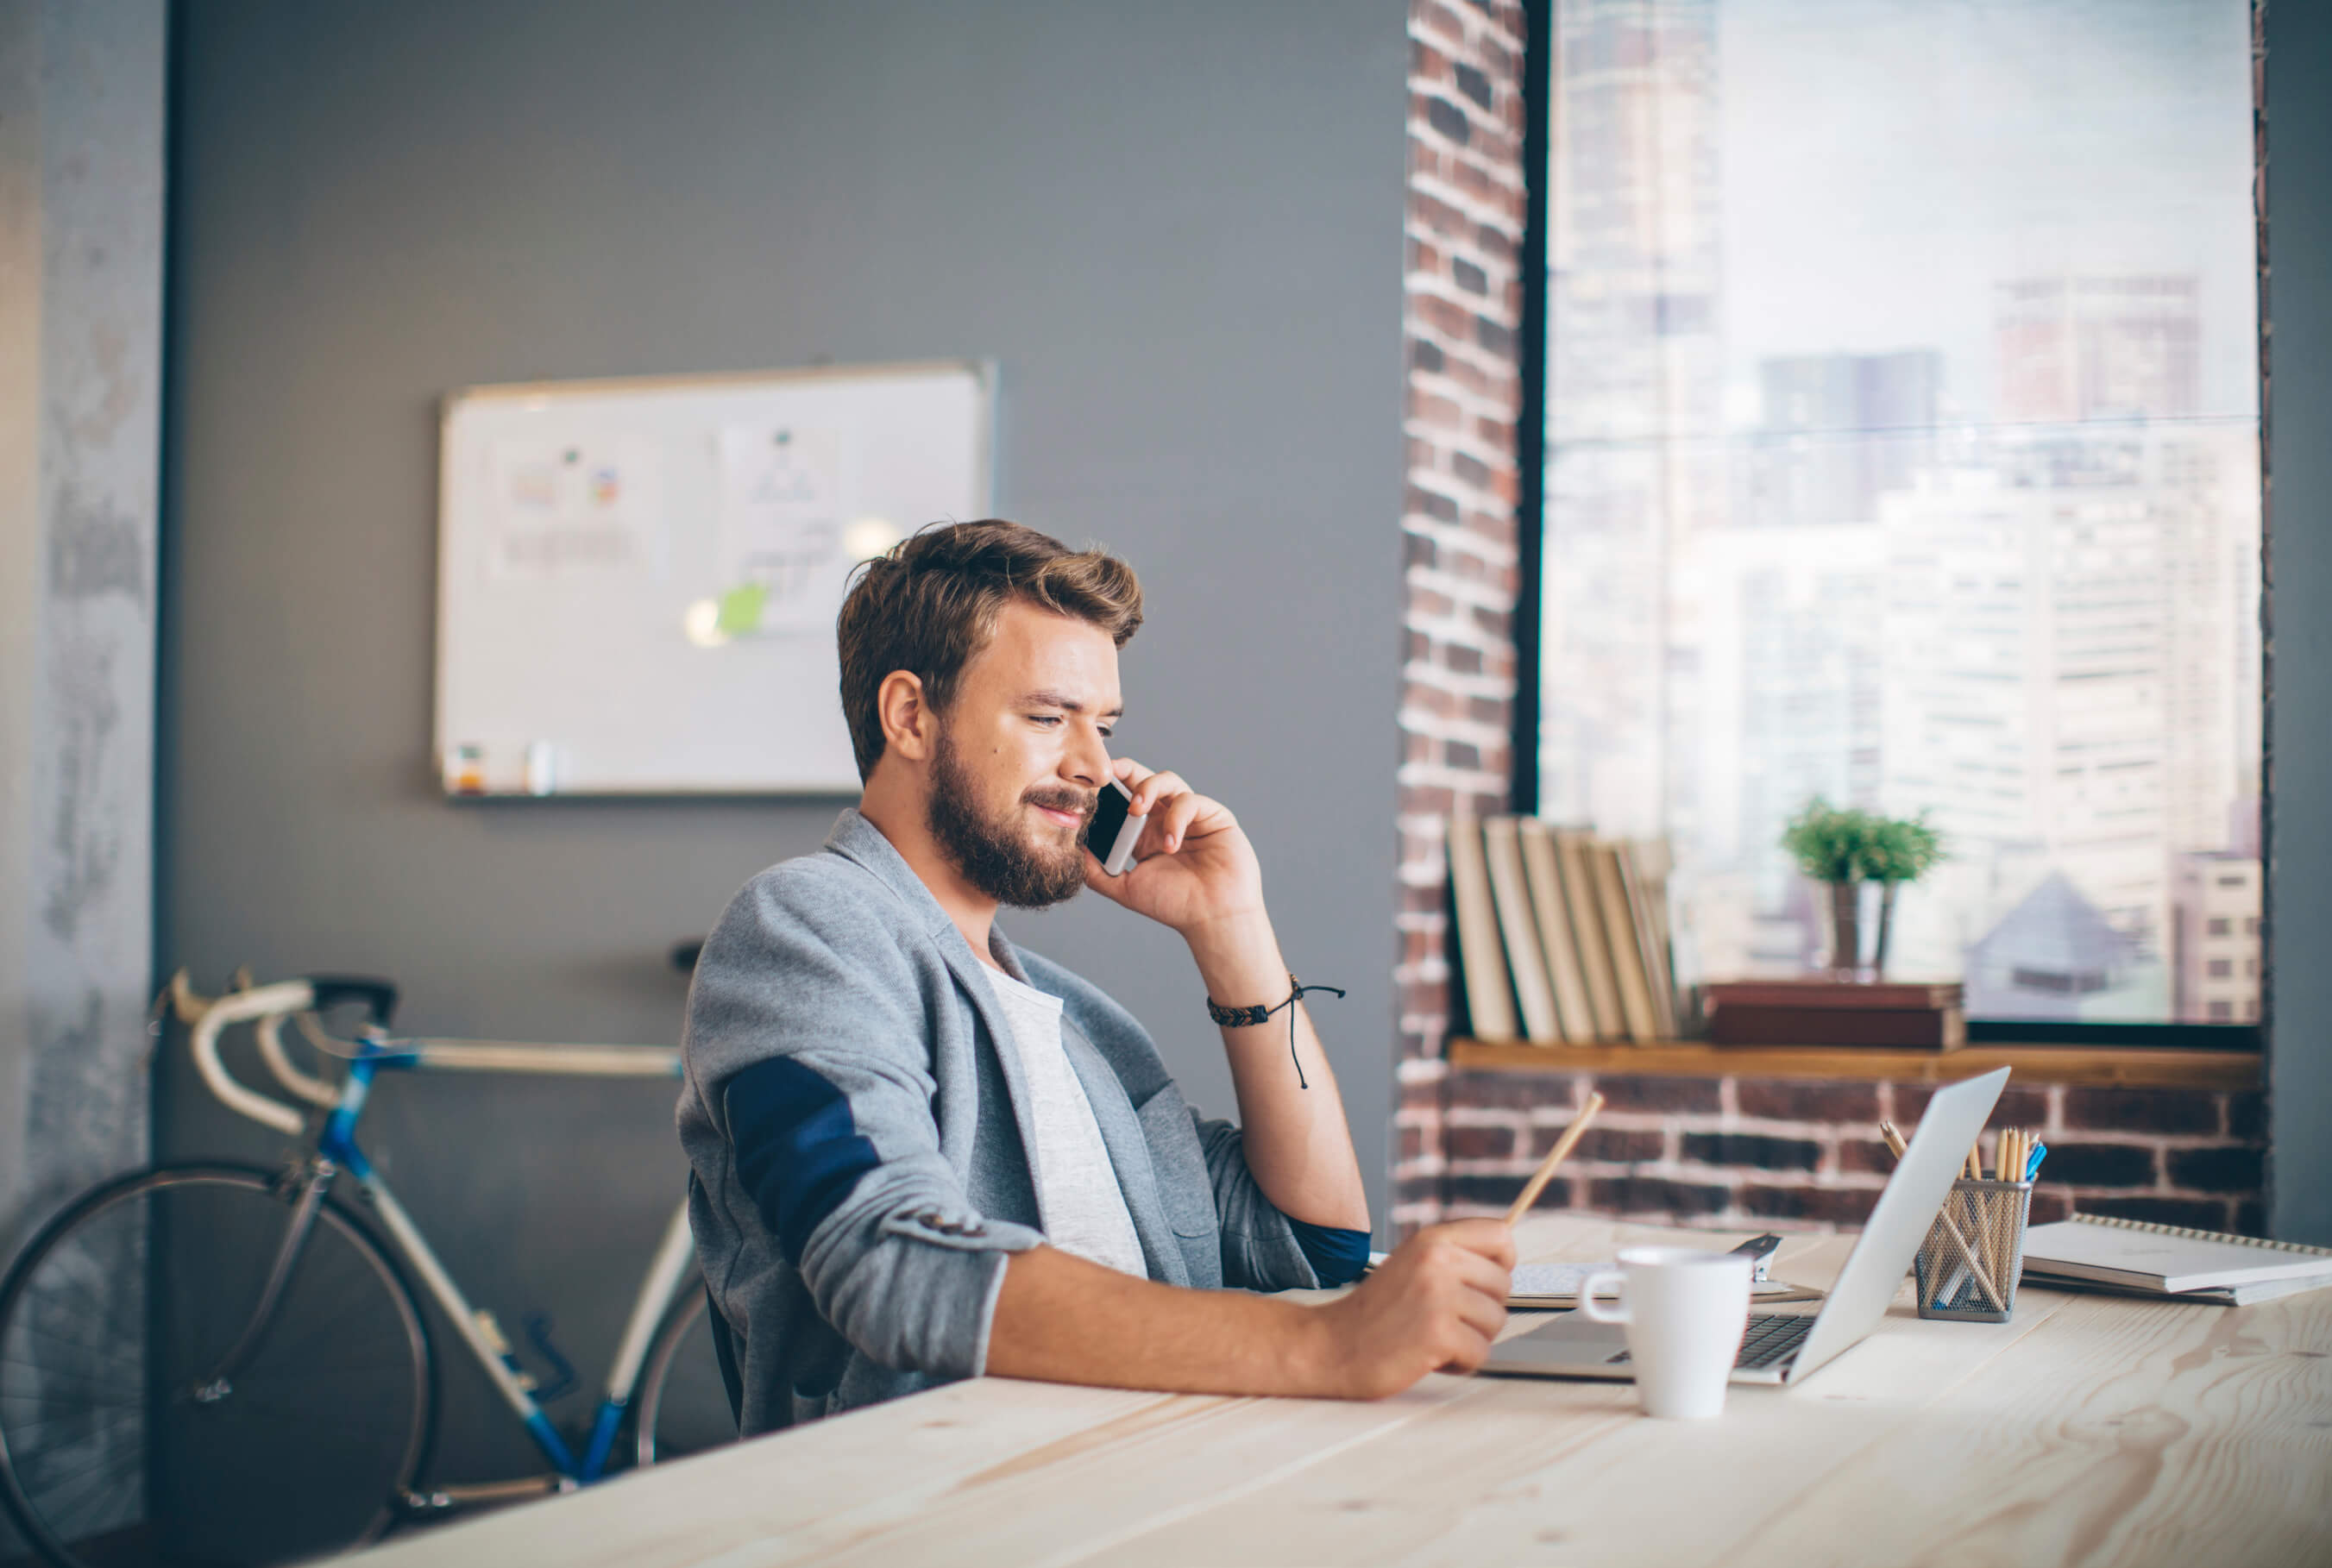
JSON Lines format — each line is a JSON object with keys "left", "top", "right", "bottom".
{"left": 189, "top": 979, "right": 696, "bottom": 1490}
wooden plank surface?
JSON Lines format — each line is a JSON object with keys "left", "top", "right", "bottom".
{"left": 355, "top": 1216, "right": 2329, "bottom": 1568}
{"left": 1449, "top": 1038, "right": 2265, "bottom": 1090}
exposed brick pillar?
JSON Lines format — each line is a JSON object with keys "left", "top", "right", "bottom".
{"left": 1394, "top": 0, "right": 1529, "bottom": 1235}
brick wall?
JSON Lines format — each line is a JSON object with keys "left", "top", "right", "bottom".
{"left": 1436, "top": 1069, "right": 2270, "bottom": 1235}
{"left": 1394, "top": 1, "right": 1529, "bottom": 1234}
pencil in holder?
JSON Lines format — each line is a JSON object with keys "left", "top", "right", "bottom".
{"left": 1914, "top": 1177, "right": 2033, "bottom": 1323}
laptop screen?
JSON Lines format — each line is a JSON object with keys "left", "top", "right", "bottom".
{"left": 1788, "top": 1067, "right": 2008, "bottom": 1380}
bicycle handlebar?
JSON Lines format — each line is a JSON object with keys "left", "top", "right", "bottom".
{"left": 173, "top": 969, "right": 680, "bottom": 1133}
{"left": 256, "top": 1010, "right": 342, "bottom": 1108}
{"left": 189, "top": 981, "right": 320, "bottom": 1136}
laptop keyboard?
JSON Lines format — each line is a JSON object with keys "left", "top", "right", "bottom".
{"left": 1607, "top": 1313, "right": 1813, "bottom": 1370}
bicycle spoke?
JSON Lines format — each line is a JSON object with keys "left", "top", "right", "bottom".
{"left": 2, "top": 1304, "right": 147, "bottom": 1341}
{"left": 1, "top": 1405, "right": 148, "bottom": 1442}
{"left": 5, "top": 1410, "right": 148, "bottom": 1458}
{"left": 1, "top": 1333, "right": 135, "bottom": 1370}
{"left": 27, "top": 1267, "right": 148, "bottom": 1334}
{"left": 0, "top": 1321, "right": 126, "bottom": 1364}
{"left": 3, "top": 1320, "right": 154, "bottom": 1361}
{"left": 0, "top": 1363, "right": 139, "bottom": 1401}
{"left": 0, "top": 1383, "right": 143, "bottom": 1417}
{"left": 35, "top": 1452, "right": 141, "bottom": 1523}
{"left": 0, "top": 1358, "right": 135, "bottom": 1393}
{"left": 16, "top": 1446, "right": 141, "bottom": 1529}
{"left": 0, "top": 1429, "right": 145, "bottom": 1469}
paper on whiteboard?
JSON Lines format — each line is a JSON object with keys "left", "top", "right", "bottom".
{"left": 487, "top": 436, "right": 663, "bottom": 580}
{"left": 718, "top": 423, "right": 844, "bottom": 630}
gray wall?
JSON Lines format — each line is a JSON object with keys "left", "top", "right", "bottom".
{"left": 2266, "top": 0, "right": 2332, "bottom": 1245}
{"left": 163, "top": 0, "right": 1406, "bottom": 1476}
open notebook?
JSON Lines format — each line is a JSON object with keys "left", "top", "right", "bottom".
{"left": 1506, "top": 1260, "right": 1822, "bottom": 1309}
{"left": 2021, "top": 1213, "right": 2332, "bottom": 1305}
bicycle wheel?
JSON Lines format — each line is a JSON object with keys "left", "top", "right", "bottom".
{"left": 632, "top": 1288, "right": 737, "bottom": 1469}
{"left": 0, "top": 1163, "right": 433, "bottom": 1568}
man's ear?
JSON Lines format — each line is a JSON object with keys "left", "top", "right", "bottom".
{"left": 877, "top": 670, "right": 936, "bottom": 762}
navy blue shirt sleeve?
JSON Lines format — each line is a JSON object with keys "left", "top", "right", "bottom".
{"left": 1286, "top": 1217, "right": 1372, "bottom": 1287}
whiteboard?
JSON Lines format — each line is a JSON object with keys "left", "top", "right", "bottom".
{"left": 434, "top": 361, "right": 993, "bottom": 794}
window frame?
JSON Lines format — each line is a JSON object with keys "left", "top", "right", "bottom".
{"left": 1508, "top": 0, "right": 2265, "bottom": 1054}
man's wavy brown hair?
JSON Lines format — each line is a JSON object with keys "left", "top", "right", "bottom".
{"left": 836, "top": 520, "right": 1144, "bottom": 781}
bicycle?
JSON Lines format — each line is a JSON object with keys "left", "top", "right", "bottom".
{"left": 0, "top": 971, "right": 731, "bottom": 1567}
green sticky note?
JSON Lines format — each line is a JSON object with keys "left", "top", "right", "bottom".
{"left": 714, "top": 583, "right": 769, "bottom": 637}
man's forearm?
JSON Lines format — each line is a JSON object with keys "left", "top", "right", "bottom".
{"left": 986, "top": 1244, "right": 1341, "bottom": 1397}
{"left": 1183, "top": 912, "right": 1369, "bottom": 1232}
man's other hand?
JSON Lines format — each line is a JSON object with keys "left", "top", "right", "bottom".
{"left": 1311, "top": 1220, "right": 1515, "bottom": 1398}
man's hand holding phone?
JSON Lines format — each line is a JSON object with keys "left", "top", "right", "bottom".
{"left": 1081, "top": 758, "right": 1267, "bottom": 941}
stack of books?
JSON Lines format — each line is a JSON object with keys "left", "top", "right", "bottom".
{"left": 1447, "top": 812, "right": 1678, "bottom": 1045}
{"left": 2021, "top": 1214, "right": 2332, "bottom": 1308}
{"left": 1704, "top": 978, "right": 1966, "bottom": 1051}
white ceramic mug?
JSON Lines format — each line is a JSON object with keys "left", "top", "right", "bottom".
{"left": 1578, "top": 1246, "right": 1755, "bottom": 1419}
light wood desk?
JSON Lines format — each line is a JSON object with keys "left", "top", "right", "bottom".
{"left": 357, "top": 1215, "right": 2331, "bottom": 1567}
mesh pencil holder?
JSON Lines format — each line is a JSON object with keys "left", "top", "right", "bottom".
{"left": 1914, "top": 1177, "right": 2033, "bottom": 1323}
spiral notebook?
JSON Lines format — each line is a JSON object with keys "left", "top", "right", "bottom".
{"left": 2021, "top": 1213, "right": 2332, "bottom": 1299}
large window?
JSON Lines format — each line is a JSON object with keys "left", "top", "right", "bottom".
{"left": 1531, "top": 0, "right": 2262, "bottom": 1026}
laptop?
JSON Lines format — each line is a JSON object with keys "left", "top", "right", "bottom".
{"left": 1481, "top": 1066, "right": 2008, "bottom": 1388}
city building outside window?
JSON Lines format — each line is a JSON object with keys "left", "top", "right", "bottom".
{"left": 1531, "top": 0, "right": 2261, "bottom": 1028}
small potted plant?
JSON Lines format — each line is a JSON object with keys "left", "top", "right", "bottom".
{"left": 1782, "top": 799, "right": 1872, "bottom": 976}
{"left": 1859, "top": 812, "right": 1945, "bottom": 975}
{"left": 1781, "top": 800, "right": 1945, "bottom": 978}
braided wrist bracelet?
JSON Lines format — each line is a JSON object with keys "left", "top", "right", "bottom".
{"left": 1206, "top": 973, "right": 1346, "bottom": 1088}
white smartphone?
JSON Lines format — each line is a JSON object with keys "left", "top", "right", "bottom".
{"left": 1084, "top": 776, "right": 1147, "bottom": 875}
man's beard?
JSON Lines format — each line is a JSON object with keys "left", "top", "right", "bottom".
{"left": 927, "top": 729, "right": 1094, "bottom": 910}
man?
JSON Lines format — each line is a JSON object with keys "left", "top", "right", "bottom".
{"left": 678, "top": 520, "right": 1512, "bottom": 1433}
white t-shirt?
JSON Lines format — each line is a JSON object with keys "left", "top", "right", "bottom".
{"left": 982, "top": 966, "right": 1148, "bottom": 1277}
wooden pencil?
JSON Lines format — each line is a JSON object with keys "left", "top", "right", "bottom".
{"left": 1504, "top": 1092, "right": 1605, "bottom": 1226}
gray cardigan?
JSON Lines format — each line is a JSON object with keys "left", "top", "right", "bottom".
{"left": 676, "top": 808, "right": 1323, "bottom": 1433}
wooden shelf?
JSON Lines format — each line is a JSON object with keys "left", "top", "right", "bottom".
{"left": 1448, "top": 1038, "right": 2260, "bottom": 1091}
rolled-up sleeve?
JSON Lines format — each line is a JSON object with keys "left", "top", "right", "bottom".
{"left": 688, "top": 881, "right": 1042, "bottom": 1379}
{"left": 1189, "top": 1112, "right": 1333, "bottom": 1292}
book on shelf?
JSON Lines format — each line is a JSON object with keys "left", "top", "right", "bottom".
{"left": 1516, "top": 818, "right": 1596, "bottom": 1042}
{"left": 1588, "top": 841, "right": 1661, "bottom": 1043}
{"left": 1553, "top": 828, "right": 1626, "bottom": 1041}
{"left": 1446, "top": 812, "right": 1518, "bottom": 1043}
{"left": 1443, "top": 815, "right": 1682, "bottom": 1047}
{"left": 1619, "top": 840, "right": 1679, "bottom": 1041}
{"left": 1481, "top": 817, "right": 1563, "bottom": 1044}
